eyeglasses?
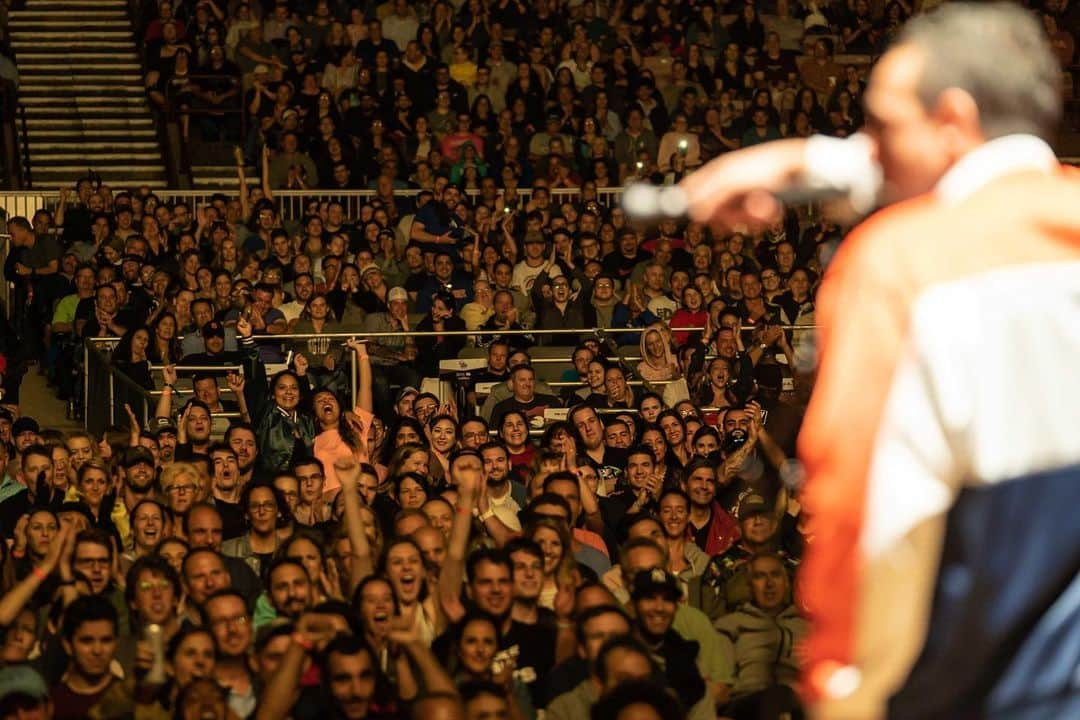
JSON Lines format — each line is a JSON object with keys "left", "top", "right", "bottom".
{"left": 249, "top": 501, "right": 277, "bottom": 513}
{"left": 210, "top": 614, "right": 249, "bottom": 629}
{"left": 166, "top": 483, "right": 196, "bottom": 495}
{"left": 75, "top": 557, "right": 109, "bottom": 568}
{"left": 138, "top": 579, "right": 173, "bottom": 592}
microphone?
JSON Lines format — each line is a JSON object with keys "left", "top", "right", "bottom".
{"left": 622, "top": 136, "right": 883, "bottom": 221}
{"left": 621, "top": 181, "right": 877, "bottom": 221}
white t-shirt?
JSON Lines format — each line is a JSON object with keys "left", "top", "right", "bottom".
{"left": 511, "top": 260, "right": 562, "bottom": 293}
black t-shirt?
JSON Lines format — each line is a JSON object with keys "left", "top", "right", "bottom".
{"left": 0, "top": 488, "right": 30, "bottom": 540}
{"left": 433, "top": 618, "right": 555, "bottom": 708}
{"left": 602, "top": 249, "right": 652, "bottom": 280}
{"left": 216, "top": 498, "right": 245, "bottom": 540}
{"left": 490, "top": 394, "right": 561, "bottom": 426}
{"left": 19, "top": 234, "right": 62, "bottom": 270}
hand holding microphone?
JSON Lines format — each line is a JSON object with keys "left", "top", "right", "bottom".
{"left": 623, "top": 135, "right": 883, "bottom": 226}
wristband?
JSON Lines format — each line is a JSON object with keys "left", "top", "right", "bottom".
{"left": 11, "top": 549, "right": 25, "bottom": 559}
{"left": 478, "top": 508, "right": 495, "bottom": 523}
{"left": 31, "top": 566, "right": 49, "bottom": 581}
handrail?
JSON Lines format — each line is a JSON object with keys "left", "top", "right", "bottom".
{"left": 0, "top": 233, "right": 10, "bottom": 319}
{"left": 0, "top": 80, "right": 23, "bottom": 189}
{"left": 84, "top": 324, "right": 819, "bottom": 343}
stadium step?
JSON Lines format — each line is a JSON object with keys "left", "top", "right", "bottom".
{"left": 18, "top": 63, "right": 143, "bottom": 72}
{"left": 19, "top": 90, "right": 148, "bottom": 102}
{"left": 9, "top": 9, "right": 127, "bottom": 18}
{"left": 30, "top": 128, "right": 158, "bottom": 139}
{"left": 10, "top": 0, "right": 165, "bottom": 190}
{"left": 191, "top": 164, "right": 257, "bottom": 189}
{"left": 10, "top": 40, "right": 134, "bottom": 49}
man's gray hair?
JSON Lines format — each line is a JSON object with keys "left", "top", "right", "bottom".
{"left": 900, "top": 2, "right": 1062, "bottom": 140}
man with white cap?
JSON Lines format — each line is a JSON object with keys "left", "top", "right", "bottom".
{"left": 360, "top": 287, "right": 421, "bottom": 417}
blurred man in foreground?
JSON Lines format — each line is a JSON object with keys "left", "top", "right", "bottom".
{"left": 682, "top": 4, "right": 1080, "bottom": 718}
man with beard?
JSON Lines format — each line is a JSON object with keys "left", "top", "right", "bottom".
{"left": 148, "top": 418, "right": 178, "bottom": 464}
{"left": 409, "top": 183, "right": 465, "bottom": 250}
{"left": 118, "top": 446, "right": 156, "bottom": 512}
{"left": 682, "top": 458, "right": 740, "bottom": 557}
{"left": 478, "top": 443, "right": 524, "bottom": 531}
{"left": 225, "top": 423, "right": 259, "bottom": 485}
{"left": 437, "top": 464, "right": 555, "bottom": 706}
{"left": 51, "top": 596, "right": 131, "bottom": 719}
{"left": 202, "top": 589, "right": 257, "bottom": 718}
{"left": 628, "top": 568, "right": 711, "bottom": 720}
{"left": 265, "top": 558, "right": 315, "bottom": 624}
{"left": 183, "top": 505, "right": 260, "bottom": 608}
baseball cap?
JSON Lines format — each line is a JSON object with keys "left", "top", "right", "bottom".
{"left": 737, "top": 493, "right": 770, "bottom": 519}
{"left": 147, "top": 417, "right": 178, "bottom": 436}
{"left": 523, "top": 230, "right": 545, "bottom": 245}
{"left": 57, "top": 501, "right": 95, "bottom": 526}
{"left": 0, "top": 408, "right": 13, "bottom": 424}
{"left": 630, "top": 567, "right": 682, "bottom": 601}
{"left": 388, "top": 286, "right": 408, "bottom": 303}
{"left": 11, "top": 417, "right": 39, "bottom": 437}
{"left": 396, "top": 386, "right": 419, "bottom": 403}
{"left": 0, "top": 665, "right": 48, "bottom": 703}
{"left": 360, "top": 263, "right": 382, "bottom": 277}
{"left": 202, "top": 320, "right": 226, "bottom": 339}
{"left": 121, "top": 446, "right": 155, "bottom": 468}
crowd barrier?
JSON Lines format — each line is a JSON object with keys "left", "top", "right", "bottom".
{"left": 0, "top": 186, "right": 627, "bottom": 224}
{"left": 76, "top": 323, "right": 827, "bottom": 433}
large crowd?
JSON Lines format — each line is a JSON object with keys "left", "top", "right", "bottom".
{"left": 0, "top": 0, "right": 1076, "bottom": 719}
{"left": 138, "top": 0, "right": 946, "bottom": 185}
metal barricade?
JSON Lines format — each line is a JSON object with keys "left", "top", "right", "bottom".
{"left": 0, "top": 233, "right": 9, "bottom": 320}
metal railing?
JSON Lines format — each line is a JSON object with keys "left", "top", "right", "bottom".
{"left": 77, "top": 323, "right": 818, "bottom": 431}
{"left": 84, "top": 338, "right": 155, "bottom": 436}
{"left": 0, "top": 233, "right": 9, "bottom": 320}
{"left": 0, "top": 186, "right": 628, "bottom": 224}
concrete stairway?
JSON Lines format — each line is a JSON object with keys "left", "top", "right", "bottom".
{"left": 7, "top": 0, "right": 166, "bottom": 188}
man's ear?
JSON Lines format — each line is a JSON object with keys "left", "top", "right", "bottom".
{"left": 932, "top": 88, "right": 984, "bottom": 156}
